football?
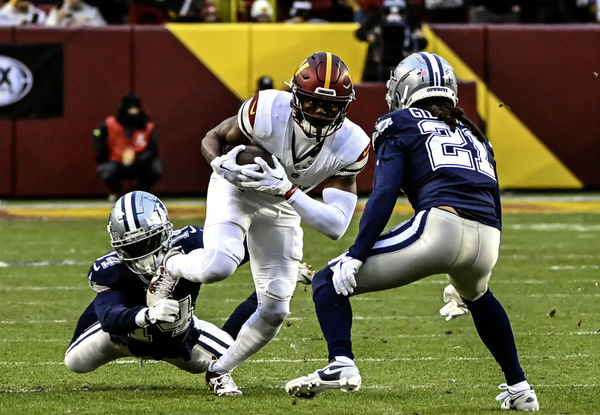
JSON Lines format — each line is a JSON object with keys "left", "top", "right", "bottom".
{"left": 236, "top": 144, "right": 275, "bottom": 168}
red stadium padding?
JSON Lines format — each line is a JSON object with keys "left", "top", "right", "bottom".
{"left": 1, "top": 25, "right": 597, "bottom": 197}
{"left": 486, "top": 25, "right": 600, "bottom": 187}
{"left": 0, "top": 28, "right": 13, "bottom": 195}
{"left": 133, "top": 25, "right": 241, "bottom": 195}
{"left": 12, "top": 27, "right": 131, "bottom": 197}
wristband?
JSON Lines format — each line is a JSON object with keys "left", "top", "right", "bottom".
{"left": 284, "top": 185, "right": 299, "bottom": 200}
{"left": 144, "top": 308, "right": 157, "bottom": 325}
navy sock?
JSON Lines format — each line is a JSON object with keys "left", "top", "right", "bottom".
{"left": 312, "top": 267, "right": 354, "bottom": 361}
{"left": 221, "top": 291, "right": 258, "bottom": 339}
{"left": 463, "top": 290, "right": 526, "bottom": 385}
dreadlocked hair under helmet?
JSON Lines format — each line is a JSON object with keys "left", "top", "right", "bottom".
{"left": 412, "top": 98, "right": 488, "bottom": 144}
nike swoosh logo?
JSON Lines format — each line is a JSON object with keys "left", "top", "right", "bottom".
{"left": 93, "top": 263, "right": 100, "bottom": 272}
{"left": 322, "top": 367, "right": 343, "bottom": 376}
{"left": 317, "top": 365, "right": 347, "bottom": 380}
{"left": 250, "top": 100, "right": 257, "bottom": 115}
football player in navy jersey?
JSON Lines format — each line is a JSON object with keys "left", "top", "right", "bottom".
{"left": 64, "top": 191, "right": 258, "bottom": 384}
{"left": 286, "top": 52, "right": 539, "bottom": 411}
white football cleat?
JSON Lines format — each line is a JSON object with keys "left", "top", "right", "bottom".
{"left": 146, "top": 247, "right": 183, "bottom": 306}
{"left": 206, "top": 370, "right": 242, "bottom": 397}
{"left": 496, "top": 383, "right": 539, "bottom": 411}
{"left": 285, "top": 360, "right": 361, "bottom": 399}
{"left": 297, "top": 261, "right": 315, "bottom": 285}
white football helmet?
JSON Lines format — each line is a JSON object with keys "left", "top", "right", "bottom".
{"left": 107, "top": 191, "right": 173, "bottom": 275}
{"left": 385, "top": 52, "right": 458, "bottom": 112}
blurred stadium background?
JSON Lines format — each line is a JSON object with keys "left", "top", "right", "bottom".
{"left": 0, "top": 8, "right": 598, "bottom": 198}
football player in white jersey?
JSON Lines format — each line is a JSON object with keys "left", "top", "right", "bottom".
{"left": 158, "top": 52, "right": 371, "bottom": 396}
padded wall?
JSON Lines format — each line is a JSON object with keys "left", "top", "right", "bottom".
{"left": 1, "top": 25, "right": 597, "bottom": 197}
{"left": 0, "top": 28, "right": 13, "bottom": 195}
{"left": 13, "top": 27, "right": 131, "bottom": 197}
{"left": 133, "top": 26, "right": 240, "bottom": 194}
{"left": 487, "top": 25, "right": 600, "bottom": 187}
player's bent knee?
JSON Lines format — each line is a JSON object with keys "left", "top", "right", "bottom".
{"left": 64, "top": 352, "right": 94, "bottom": 373}
{"left": 261, "top": 281, "right": 292, "bottom": 326}
{"left": 201, "top": 251, "right": 238, "bottom": 283}
{"left": 258, "top": 305, "right": 289, "bottom": 327}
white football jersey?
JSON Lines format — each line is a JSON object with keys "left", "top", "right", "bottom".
{"left": 238, "top": 90, "right": 370, "bottom": 192}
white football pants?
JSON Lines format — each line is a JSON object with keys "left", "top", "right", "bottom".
{"left": 64, "top": 317, "right": 233, "bottom": 374}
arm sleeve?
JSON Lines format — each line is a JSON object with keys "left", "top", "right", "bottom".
{"left": 94, "top": 290, "right": 145, "bottom": 334}
{"left": 348, "top": 140, "right": 406, "bottom": 261}
{"left": 92, "top": 123, "right": 109, "bottom": 164}
{"left": 287, "top": 187, "right": 357, "bottom": 240}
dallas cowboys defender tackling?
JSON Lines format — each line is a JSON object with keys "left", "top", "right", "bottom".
{"left": 286, "top": 52, "right": 539, "bottom": 411}
{"left": 64, "top": 191, "right": 258, "bottom": 381}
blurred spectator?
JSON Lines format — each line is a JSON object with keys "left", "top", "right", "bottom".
{"left": 257, "top": 75, "right": 274, "bottom": 91}
{"left": 423, "top": 0, "right": 468, "bottom": 23}
{"left": 250, "top": 0, "right": 273, "bottom": 21}
{"left": 165, "top": 0, "right": 206, "bottom": 22}
{"left": 356, "top": 0, "right": 427, "bottom": 81}
{"left": 45, "top": 0, "right": 106, "bottom": 27}
{"left": 521, "top": 0, "right": 593, "bottom": 23}
{"left": 470, "top": 1, "right": 520, "bottom": 23}
{"left": 0, "top": 0, "right": 46, "bottom": 25}
{"left": 89, "top": 0, "right": 130, "bottom": 24}
{"left": 93, "top": 94, "right": 164, "bottom": 203}
{"left": 285, "top": 0, "right": 329, "bottom": 22}
{"left": 562, "top": 0, "right": 599, "bottom": 22}
{"left": 346, "top": 0, "right": 384, "bottom": 24}
{"left": 201, "top": 0, "right": 219, "bottom": 21}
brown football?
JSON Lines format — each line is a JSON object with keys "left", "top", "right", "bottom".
{"left": 236, "top": 144, "right": 275, "bottom": 168}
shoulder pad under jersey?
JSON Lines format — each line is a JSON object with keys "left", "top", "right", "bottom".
{"left": 329, "top": 118, "right": 371, "bottom": 176}
{"left": 371, "top": 109, "right": 419, "bottom": 150}
{"left": 88, "top": 251, "right": 122, "bottom": 293}
{"left": 238, "top": 90, "right": 291, "bottom": 140}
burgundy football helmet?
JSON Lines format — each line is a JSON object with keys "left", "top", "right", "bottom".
{"left": 288, "top": 52, "right": 355, "bottom": 141}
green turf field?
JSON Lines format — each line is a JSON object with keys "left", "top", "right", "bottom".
{"left": 0, "top": 201, "right": 598, "bottom": 414}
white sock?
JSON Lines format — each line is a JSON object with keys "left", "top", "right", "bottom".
{"left": 333, "top": 355, "right": 355, "bottom": 366}
{"left": 508, "top": 380, "right": 531, "bottom": 393}
{"left": 211, "top": 310, "right": 281, "bottom": 374}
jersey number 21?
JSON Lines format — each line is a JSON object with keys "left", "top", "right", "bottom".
{"left": 420, "top": 119, "right": 496, "bottom": 181}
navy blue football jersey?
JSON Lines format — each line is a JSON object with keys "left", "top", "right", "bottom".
{"left": 348, "top": 108, "right": 501, "bottom": 261}
{"left": 84, "top": 225, "right": 207, "bottom": 360}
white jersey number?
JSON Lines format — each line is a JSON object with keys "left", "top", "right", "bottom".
{"left": 420, "top": 119, "right": 496, "bottom": 181}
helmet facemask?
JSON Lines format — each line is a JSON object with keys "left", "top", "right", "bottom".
{"left": 107, "top": 191, "right": 173, "bottom": 276}
{"left": 291, "top": 86, "right": 353, "bottom": 142}
{"left": 112, "top": 223, "right": 173, "bottom": 275}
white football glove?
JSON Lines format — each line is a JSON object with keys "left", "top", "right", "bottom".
{"left": 240, "top": 156, "right": 293, "bottom": 197}
{"left": 146, "top": 298, "right": 179, "bottom": 324}
{"left": 331, "top": 254, "right": 363, "bottom": 296}
{"left": 439, "top": 284, "right": 469, "bottom": 321}
{"left": 210, "top": 145, "right": 258, "bottom": 186}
